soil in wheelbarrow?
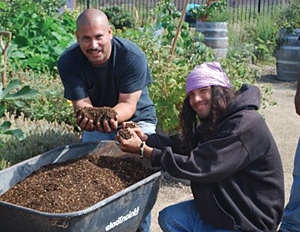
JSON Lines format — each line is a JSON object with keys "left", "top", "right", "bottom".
{"left": 0, "top": 154, "right": 155, "bottom": 214}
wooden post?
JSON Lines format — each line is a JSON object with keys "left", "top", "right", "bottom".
{"left": 168, "top": 0, "right": 189, "bottom": 63}
{"left": 0, "top": 31, "right": 12, "bottom": 89}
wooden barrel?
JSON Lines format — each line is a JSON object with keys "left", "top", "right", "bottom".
{"left": 279, "top": 28, "right": 300, "bottom": 45}
{"left": 276, "top": 29, "right": 300, "bottom": 81}
{"left": 196, "top": 21, "right": 228, "bottom": 60}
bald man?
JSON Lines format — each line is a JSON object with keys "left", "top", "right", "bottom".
{"left": 58, "top": 8, "right": 157, "bottom": 143}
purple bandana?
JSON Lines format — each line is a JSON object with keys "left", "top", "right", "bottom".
{"left": 186, "top": 62, "right": 231, "bottom": 94}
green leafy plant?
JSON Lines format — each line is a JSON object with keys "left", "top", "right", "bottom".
{"left": 251, "top": 14, "right": 280, "bottom": 61}
{"left": 189, "top": 0, "right": 227, "bottom": 22}
{"left": 0, "top": 0, "right": 77, "bottom": 73}
{"left": 278, "top": 0, "right": 300, "bottom": 32}
{"left": 0, "top": 79, "right": 38, "bottom": 143}
{"left": 0, "top": 113, "right": 80, "bottom": 167}
{"left": 228, "top": 8, "right": 281, "bottom": 63}
{"left": 227, "top": 43, "right": 257, "bottom": 65}
{"left": 103, "top": 5, "right": 136, "bottom": 29}
{"left": 2, "top": 69, "right": 76, "bottom": 130}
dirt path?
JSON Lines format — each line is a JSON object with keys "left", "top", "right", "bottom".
{"left": 258, "top": 67, "right": 299, "bottom": 204}
{"left": 151, "top": 65, "right": 299, "bottom": 231}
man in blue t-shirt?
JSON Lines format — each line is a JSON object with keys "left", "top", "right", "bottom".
{"left": 58, "top": 8, "right": 157, "bottom": 143}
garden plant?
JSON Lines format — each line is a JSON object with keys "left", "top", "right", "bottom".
{"left": 0, "top": 79, "right": 38, "bottom": 142}
{"left": 277, "top": 0, "right": 300, "bottom": 33}
{"left": 189, "top": 0, "right": 227, "bottom": 22}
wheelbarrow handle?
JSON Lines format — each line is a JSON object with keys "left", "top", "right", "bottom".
{"left": 0, "top": 31, "right": 12, "bottom": 55}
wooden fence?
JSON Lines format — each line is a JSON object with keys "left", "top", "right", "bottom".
{"left": 75, "top": 0, "right": 291, "bottom": 24}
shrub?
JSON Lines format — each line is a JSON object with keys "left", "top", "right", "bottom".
{"left": 0, "top": 0, "right": 77, "bottom": 73}
{"left": 228, "top": 8, "right": 281, "bottom": 63}
{"left": 278, "top": 0, "right": 300, "bottom": 32}
{"left": 0, "top": 79, "right": 38, "bottom": 144}
{"left": 0, "top": 113, "right": 81, "bottom": 167}
{"left": 5, "top": 69, "right": 76, "bottom": 129}
{"left": 103, "top": 5, "right": 136, "bottom": 29}
{"left": 189, "top": 0, "right": 227, "bottom": 22}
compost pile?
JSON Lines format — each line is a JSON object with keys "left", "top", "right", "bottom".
{"left": 0, "top": 154, "right": 155, "bottom": 214}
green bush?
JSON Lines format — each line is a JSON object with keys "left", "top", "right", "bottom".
{"left": 278, "top": 0, "right": 300, "bottom": 32}
{"left": 0, "top": 79, "right": 38, "bottom": 144}
{"left": 103, "top": 5, "right": 136, "bottom": 29}
{"left": 4, "top": 69, "right": 76, "bottom": 129}
{"left": 0, "top": 0, "right": 77, "bottom": 73}
{"left": 228, "top": 8, "right": 281, "bottom": 63}
{"left": 0, "top": 113, "right": 81, "bottom": 167}
{"left": 189, "top": 0, "right": 227, "bottom": 21}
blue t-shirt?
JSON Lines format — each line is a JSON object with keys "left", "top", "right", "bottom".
{"left": 58, "top": 37, "right": 157, "bottom": 125}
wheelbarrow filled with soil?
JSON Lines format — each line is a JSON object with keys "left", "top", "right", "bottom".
{"left": 0, "top": 141, "right": 162, "bottom": 232}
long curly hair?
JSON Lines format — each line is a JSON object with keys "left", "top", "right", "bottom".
{"left": 179, "top": 86, "right": 235, "bottom": 153}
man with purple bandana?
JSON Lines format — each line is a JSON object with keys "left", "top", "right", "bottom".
{"left": 117, "top": 62, "right": 284, "bottom": 232}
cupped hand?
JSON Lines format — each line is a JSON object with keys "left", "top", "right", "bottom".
{"left": 116, "top": 128, "right": 142, "bottom": 155}
{"left": 76, "top": 115, "right": 95, "bottom": 131}
{"left": 96, "top": 117, "right": 118, "bottom": 132}
{"left": 121, "top": 122, "right": 148, "bottom": 141}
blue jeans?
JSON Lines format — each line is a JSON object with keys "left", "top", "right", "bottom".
{"left": 82, "top": 121, "right": 156, "bottom": 232}
{"left": 158, "top": 200, "right": 239, "bottom": 232}
{"left": 82, "top": 121, "right": 156, "bottom": 142}
{"left": 279, "top": 138, "right": 300, "bottom": 232}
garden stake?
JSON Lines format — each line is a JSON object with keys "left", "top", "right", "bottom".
{"left": 0, "top": 31, "right": 12, "bottom": 89}
{"left": 168, "top": 0, "right": 189, "bottom": 63}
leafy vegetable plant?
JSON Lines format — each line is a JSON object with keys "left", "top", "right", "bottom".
{"left": 0, "top": 79, "right": 38, "bottom": 143}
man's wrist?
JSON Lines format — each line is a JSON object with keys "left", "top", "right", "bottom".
{"left": 140, "top": 141, "right": 146, "bottom": 158}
